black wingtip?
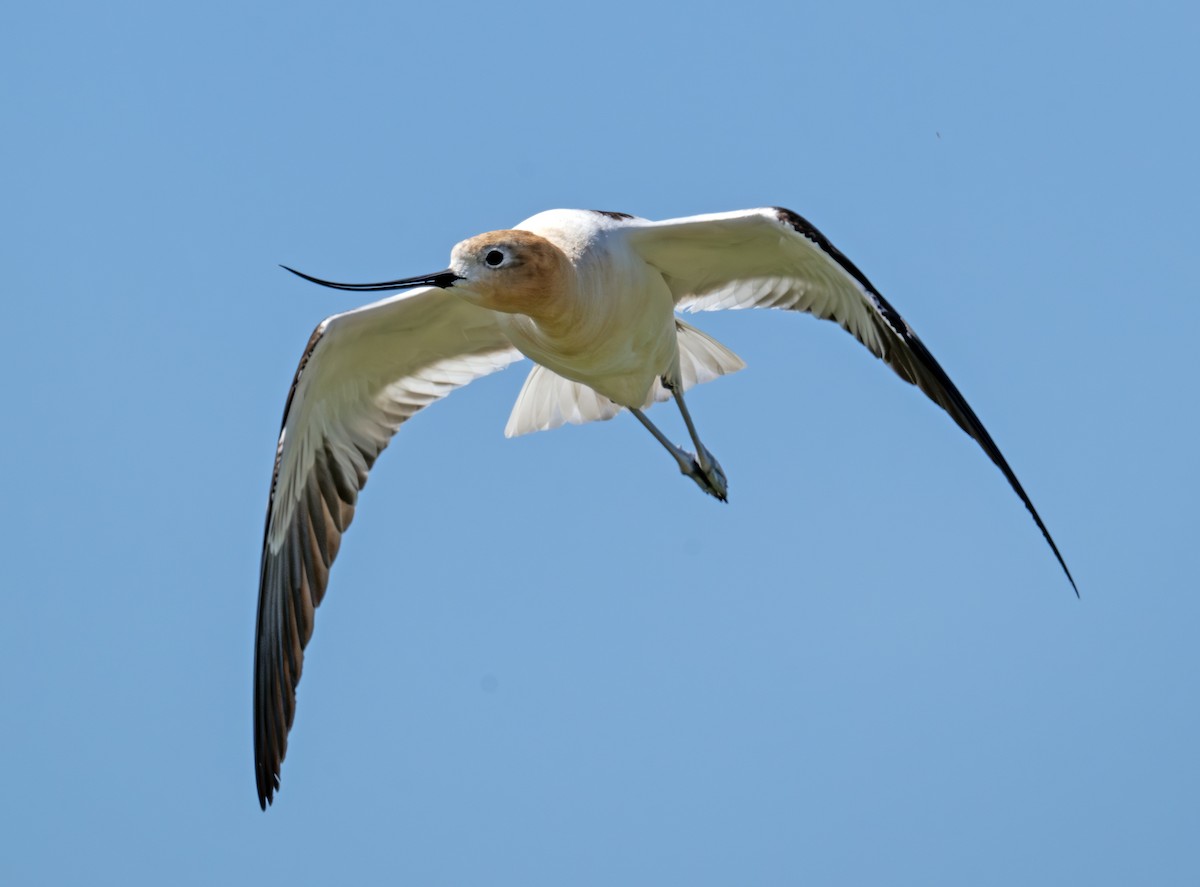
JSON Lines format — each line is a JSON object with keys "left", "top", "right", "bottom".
{"left": 1062, "top": 565, "right": 1080, "bottom": 598}
{"left": 1018, "top": 495, "right": 1078, "bottom": 598}
{"left": 255, "top": 764, "right": 269, "bottom": 810}
{"left": 1065, "top": 564, "right": 1080, "bottom": 599}
{"left": 1064, "top": 557, "right": 1080, "bottom": 598}
{"left": 256, "top": 766, "right": 277, "bottom": 811}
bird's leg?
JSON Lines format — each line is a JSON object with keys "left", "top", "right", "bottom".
{"left": 629, "top": 408, "right": 726, "bottom": 501}
{"left": 629, "top": 399, "right": 728, "bottom": 502}
{"left": 661, "top": 376, "right": 727, "bottom": 501}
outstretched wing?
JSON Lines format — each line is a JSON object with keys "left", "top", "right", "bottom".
{"left": 255, "top": 289, "right": 522, "bottom": 808}
{"left": 625, "top": 207, "right": 1076, "bottom": 593}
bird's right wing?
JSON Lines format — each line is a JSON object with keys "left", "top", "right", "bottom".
{"left": 624, "top": 207, "right": 1076, "bottom": 594}
{"left": 254, "top": 288, "right": 522, "bottom": 808}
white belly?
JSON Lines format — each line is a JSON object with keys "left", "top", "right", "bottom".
{"left": 498, "top": 255, "right": 679, "bottom": 408}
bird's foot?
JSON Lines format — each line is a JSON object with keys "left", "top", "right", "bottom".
{"left": 680, "top": 445, "right": 728, "bottom": 502}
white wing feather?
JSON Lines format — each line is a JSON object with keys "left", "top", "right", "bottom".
{"left": 254, "top": 288, "right": 521, "bottom": 807}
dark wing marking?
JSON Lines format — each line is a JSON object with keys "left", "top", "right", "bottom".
{"left": 588, "top": 210, "right": 637, "bottom": 221}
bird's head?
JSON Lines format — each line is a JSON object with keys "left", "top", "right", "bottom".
{"left": 281, "top": 229, "right": 571, "bottom": 325}
{"left": 446, "top": 229, "right": 571, "bottom": 319}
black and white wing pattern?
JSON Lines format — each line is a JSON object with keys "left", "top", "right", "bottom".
{"left": 254, "top": 289, "right": 521, "bottom": 808}
{"left": 625, "top": 207, "right": 1075, "bottom": 592}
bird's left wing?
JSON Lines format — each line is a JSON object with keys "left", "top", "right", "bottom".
{"left": 624, "top": 207, "right": 1076, "bottom": 592}
{"left": 255, "top": 288, "right": 521, "bottom": 808}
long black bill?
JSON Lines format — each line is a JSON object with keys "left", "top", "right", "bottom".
{"left": 280, "top": 265, "right": 461, "bottom": 292}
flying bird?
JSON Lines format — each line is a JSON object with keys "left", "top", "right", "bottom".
{"left": 254, "top": 207, "right": 1076, "bottom": 808}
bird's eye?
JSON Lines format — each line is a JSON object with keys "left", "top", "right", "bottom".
{"left": 485, "top": 249, "right": 505, "bottom": 267}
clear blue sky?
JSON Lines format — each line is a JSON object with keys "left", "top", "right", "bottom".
{"left": 3, "top": 1, "right": 1196, "bottom": 884}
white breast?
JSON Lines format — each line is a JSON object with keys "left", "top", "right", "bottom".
{"left": 503, "top": 211, "right": 680, "bottom": 407}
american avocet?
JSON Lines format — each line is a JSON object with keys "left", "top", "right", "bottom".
{"left": 254, "top": 207, "right": 1076, "bottom": 807}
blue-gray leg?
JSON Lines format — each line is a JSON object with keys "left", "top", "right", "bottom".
{"left": 629, "top": 378, "right": 728, "bottom": 501}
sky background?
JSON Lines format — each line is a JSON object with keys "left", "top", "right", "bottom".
{"left": 2, "top": 1, "right": 1197, "bottom": 884}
